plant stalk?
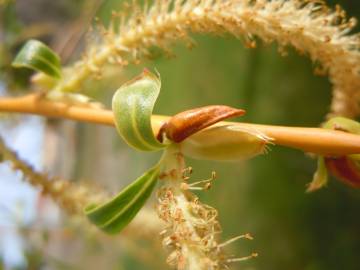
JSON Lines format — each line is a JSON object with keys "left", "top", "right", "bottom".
{"left": 0, "top": 94, "right": 359, "bottom": 155}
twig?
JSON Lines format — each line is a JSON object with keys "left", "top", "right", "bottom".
{"left": 0, "top": 94, "right": 359, "bottom": 156}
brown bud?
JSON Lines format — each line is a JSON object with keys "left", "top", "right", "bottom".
{"left": 157, "top": 105, "right": 245, "bottom": 143}
{"left": 325, "top": 156, "right": 360, "bottom": 188}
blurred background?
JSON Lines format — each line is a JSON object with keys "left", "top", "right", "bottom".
{"left": 1, "top": 0, "right": 360, "bottom": 269}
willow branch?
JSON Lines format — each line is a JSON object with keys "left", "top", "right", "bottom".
{"left": 0, "top": 94, "right": 360, "bottom": 156}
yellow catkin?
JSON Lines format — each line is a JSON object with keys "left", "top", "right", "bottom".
{"left": 54, "top": 0, "right": 360, "bottom": 118}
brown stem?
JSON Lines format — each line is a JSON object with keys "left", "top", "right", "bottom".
{"left": 0, "top": 94, "right": 359, "bottom": 156}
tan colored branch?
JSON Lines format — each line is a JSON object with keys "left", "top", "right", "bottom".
{"left": 0, "top": 94, "right": 360, "bottom": 156}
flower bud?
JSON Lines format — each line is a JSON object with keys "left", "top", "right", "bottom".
{"left": 180, "top": 125, "right": 272, "bottom": 161}
{"left": 158, "top": 105, "right": 245, "bottom": 143}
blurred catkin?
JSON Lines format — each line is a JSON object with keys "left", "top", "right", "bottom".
{"left": 0, "top": 136, "right": 107, "bottom": 214}
{"left": 0, "top": 136, "right": 164, "bottom": 236}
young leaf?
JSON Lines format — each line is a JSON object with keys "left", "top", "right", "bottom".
{"left": 307, "top": 157, "right": 328, "bottom": 192}
{"left": 85, "top": 165, "right": 159, "bottom": 234}
{"left": 322, "top": 116, "right": 360, "bottom": 134}
{"left": 12, "top": 39, "right": 62, "bottom": 79}
{"left": 112, "top": 69, "right": 166, "bottom": 151}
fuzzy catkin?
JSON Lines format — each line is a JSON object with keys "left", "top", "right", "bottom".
{"left": 157, "top": 145, "right": 224, "bottom": 269}
{"left": 57, "top": 0, "right": 360, "bottom": 118}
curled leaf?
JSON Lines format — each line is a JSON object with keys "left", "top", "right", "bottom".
{"left": 112, "top": 69, "right": 166, "bottom": 151}
{"left": 12, "top": 39, "right": 62, "bottom": 79}
{"left": 180, "top": 125, "right": 272, "bottom": 161}
{"left": 158, "top": 105, "right": 245, "bottom": 143}
{"left": 85, "top": 165, "right": 160, "bottom": 234}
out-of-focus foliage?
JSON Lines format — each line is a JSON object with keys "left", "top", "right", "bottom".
{"left": 12, "top": 39, "right": 62, "bottom": 79}
{"left": 1, "top": 0, "right": 360, "bottom": 270}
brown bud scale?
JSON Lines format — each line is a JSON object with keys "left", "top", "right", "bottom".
{"left": 157, "top": 105, "right": 245, "bottom": 143}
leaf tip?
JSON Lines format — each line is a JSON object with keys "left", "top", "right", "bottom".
{"left": 11, "top": 39, "right": 62, "bottom": 79}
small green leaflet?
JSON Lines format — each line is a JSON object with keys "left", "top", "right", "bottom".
{"left": 307, "top": 157, "right": 328, "bottom": 192}
{"left": 323, "top": 116, "right": 360, "bottom": 134}
{"left": 86, "top": 70, "right": 167, "bottom": 234}
{"left": 12, "top": 39, "right": 62, "bottom": 79}
{"left": 85, "top": 165, "right": 160, "bottom": 234}
{"left": 112, "top": 69, "right": 166, "bottom": 151}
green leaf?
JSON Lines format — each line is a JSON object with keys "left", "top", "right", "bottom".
{"left": 323, "top": 117, "right": 360, "bottom": 134}
{"left": 112, "top": 70, "right": 166, "bottom": 151}
{"left": 307, "top": 157, "right": 328, "bottom": 192}
{"left": 85, "top": 165, "right": 160, "bottom": 234}
{"left": 12, "top": 39, "right": 61, "bottom": 79}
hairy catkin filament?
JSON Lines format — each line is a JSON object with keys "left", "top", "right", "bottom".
{"left": 157, "top": 144, "right": 256, "bottom": 269}
{"left": 157, "top": 144, "right": 224, "bottom": 269}
{"left": 53, "top": 0, "right": 360, "bottom": 118}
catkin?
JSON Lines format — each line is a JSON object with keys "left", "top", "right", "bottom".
{"left": 55, "top": 0, "right": 360, "bottom": 118}
{"left": 0, "top": 136, "right": 106, "bottom": 214}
